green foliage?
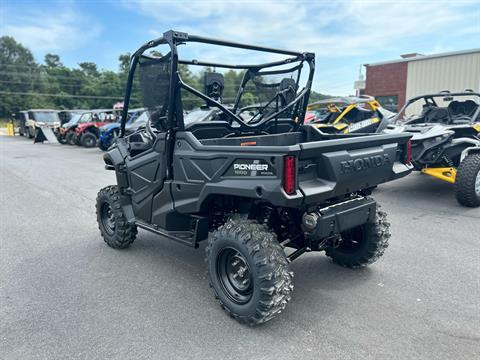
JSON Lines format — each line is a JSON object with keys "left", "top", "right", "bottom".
{"left": 44, "top": 54, "right": 62, "bottom": 68}
{"left": 78, "top": 62, "right": 99, "bottom": 77}
{"left": 0, "top": 36, "right": 42, "bottom": 115}
{"left": 0, "top": 36, "right": 129, "bottom": 116}
{"left": 309, "top": 90, "right": 332, "bottom": 103}
{"left": 118, "top": 53, "right": 130, "bottom": 73}
{"left": 0, "top": 36, "right": 330, "bottom": 117}
{"left": 223, "top": 70, "right": 243, "bottom": 103}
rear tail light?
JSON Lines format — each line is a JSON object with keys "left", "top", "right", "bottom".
{"left": 283, "top": 155, "right": 296, "bottom": 195}
{"left": 405, "top": 139, "right": 412, "bottom": 165}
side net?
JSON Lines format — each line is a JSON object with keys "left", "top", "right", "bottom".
{"left": 138, "top": 53, "right": 171, "bottom": 128}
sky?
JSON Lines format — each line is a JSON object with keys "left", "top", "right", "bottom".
{"left": 1, "top": 0, "right": 479, "bottom": 95}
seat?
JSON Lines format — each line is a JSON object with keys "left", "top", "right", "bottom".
{"left": 186, "top": 120, "right": 237, "bottom": 140}
{"left": 343, "top": 107, "right": 375, "bottom": 123}
{"left": 279, "top": 78, "right": 297, "bottom": 105}
{"left": 424, "top": 107, "right": 449, "bottom": 123}
{"left": 127, "top": 132, "right": 154, "bottom": 157}
{"left": 447, "top": 101, "right": 463, "bottom": 116}
{"left": 462, "top": 100, "right": 478, "bottom": 116}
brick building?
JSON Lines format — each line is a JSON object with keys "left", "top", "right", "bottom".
{"left": 362, "top": 49, "right": 480, "bottom": 112}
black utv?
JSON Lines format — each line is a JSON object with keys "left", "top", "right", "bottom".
{"left": 96, "top": 31, "right": 413, "bottom": 325}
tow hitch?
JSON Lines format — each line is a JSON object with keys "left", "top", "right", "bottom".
{"left": 302, "top": 197, "right": 377, "bottom": 240}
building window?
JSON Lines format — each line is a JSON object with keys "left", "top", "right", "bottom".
{"left": 376, "top": 95, "right": 398, "bottom": 112}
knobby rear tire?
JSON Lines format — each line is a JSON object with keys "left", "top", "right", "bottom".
{"left": 325, "top": 203, "right": 390, "bottom": 268}
{"left": 206, "top": 217, "right": 293, "bottom": 325}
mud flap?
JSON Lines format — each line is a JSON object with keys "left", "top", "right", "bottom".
{"left": 34, "top": 127, "right": 59, "bottom": 144}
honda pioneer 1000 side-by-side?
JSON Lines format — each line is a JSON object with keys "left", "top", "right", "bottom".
{"left": 96, "top": 31, "right": 413, "bottom": 325}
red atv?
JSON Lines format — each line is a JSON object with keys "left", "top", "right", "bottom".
{"left": 73, "top": 110, "right": 119, "bottom": 147}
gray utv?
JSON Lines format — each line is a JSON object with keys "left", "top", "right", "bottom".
{"left": 96, "top": 31, "right": 413, "bottom": 325}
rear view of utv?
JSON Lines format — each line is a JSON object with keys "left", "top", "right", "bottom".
{"left": 96, "top": 31, "right": 413, "bottom": 325}
{"left": 386, "top": 91, "right": 480, "bottom": 207}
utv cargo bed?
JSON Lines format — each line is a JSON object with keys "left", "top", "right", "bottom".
{"left": 168, "top": 126, "right": 412, "bottom": 211}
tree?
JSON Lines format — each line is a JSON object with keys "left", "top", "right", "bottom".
{"left": 0, "top": 36, "right": 35, "bottom": 64}
{"left": 78, "top": 62, "right": 99, "bottom": 77}
{"left": 223, "top": 70, "right": 243, "bottom": 103}
{"left": 309, "top": 90, "right": 331, "bottom": 103}
{"left": 118, "top": 53, "right": 131, "bottom": 73}
{"left": 0, "top": 36, "right": 331, "bottom": 118}
{"left": 44, "top": 53, "right": 62, "bottom": 68}
{"left": 0, "top": 36, "right": 42, "bottom": 116}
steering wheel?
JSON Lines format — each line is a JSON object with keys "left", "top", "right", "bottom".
{"left": 146, "top": 109, "right": 169, "bottom": 134}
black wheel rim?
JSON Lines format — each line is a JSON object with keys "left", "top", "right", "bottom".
{"left": 216, "top": 247, "right": 253, "bottom": 304}
{"left": 338, "top": 226, "right": 365, "bottom": 253}
{"left": 100, "top": 202, "right": 115, "bottom": 235}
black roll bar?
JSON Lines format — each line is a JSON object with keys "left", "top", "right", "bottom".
{"left": 119, "top": 30, "right": 315, "bottom": 137}
{"left": 186, "top": 34, "right": 304, "bottom": 57}
{"left": 392, "top": 91, "right": 480, "bottom": 124}
{"left": 178, "top": 56, "right": 301, "bottom": 70}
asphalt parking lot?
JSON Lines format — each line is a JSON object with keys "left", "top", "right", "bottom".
{"left": 1, "top": 135, "right": 479, "bottom": 360}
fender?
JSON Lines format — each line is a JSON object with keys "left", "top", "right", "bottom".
{"left": 461, "top": 145, "right": 480, "bottom": 161}
{"left": 453, "top": 138, "right": 480, "bottom": 161}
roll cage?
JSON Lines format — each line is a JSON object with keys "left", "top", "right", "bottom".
{"left": 119, "top": 30, "right": 315, "bottom": 137}
{"left": 392, "top": 91, "right": 480, "bottom": 124}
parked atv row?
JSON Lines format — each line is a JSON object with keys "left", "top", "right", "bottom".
{"left": 57, "top": 109, "right": 120, "bottom": 147}
{"left": 13, "top": 108, "right": 122, "bottom": 148}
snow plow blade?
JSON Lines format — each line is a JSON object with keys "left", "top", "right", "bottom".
{"left": 34, "top": 127, "right": 59, "bottom": 144}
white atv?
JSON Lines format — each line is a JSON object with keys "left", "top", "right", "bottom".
{"left": 385, "top": 90, "right": 480, "bottom": 207}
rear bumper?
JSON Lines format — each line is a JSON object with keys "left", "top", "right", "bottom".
{"left": 302, "top": 197, "right": 376, "bottom": 240}
{"left": 391, "top": 162, "right": 414, "bottom": 180}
